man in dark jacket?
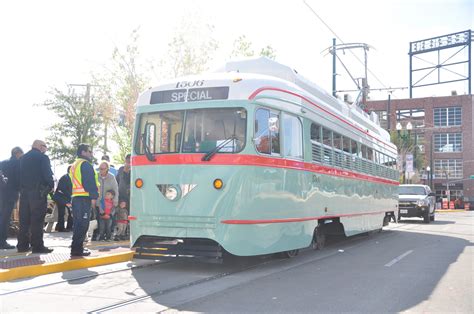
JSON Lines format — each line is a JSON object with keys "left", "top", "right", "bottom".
{"left": 53, "top": 166, "right": 72, "bottom": 232}
{"left": 0, "top": 147, "right": 24, "bottom": 249}
{"left": 17, "top": 140, "right": 55, "bottom": 253}
{"left": 70, "top": 143, "right": 99, "bottom": 257}
{"left": 116, "top": 154, "right": 131, "bottom": 203}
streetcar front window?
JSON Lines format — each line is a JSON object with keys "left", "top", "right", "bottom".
{"left": 136, "top": 111, "right": 184, "bottom": 154}
{"left": 136, "top": 108, "right": 246, "bottom": 155}
{"left": 182, "top": 108, "right": 246, "bottom": 153}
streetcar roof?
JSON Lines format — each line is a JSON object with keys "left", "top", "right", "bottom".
{"left": 137, "top": 57, "right": 396, "bottom": 153}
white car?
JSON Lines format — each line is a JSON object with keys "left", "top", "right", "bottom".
{"left": 398, "top": 184, "right": 436, "bottom": 223}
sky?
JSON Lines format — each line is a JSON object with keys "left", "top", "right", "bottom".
{"left": 0, "top": 0, "right": 472, "bottom": 174}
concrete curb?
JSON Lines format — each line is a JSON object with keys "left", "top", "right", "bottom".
{"left": 435, "top": 209, "right": 470, "bottom": 213}
{"left": 0, "top": 251, "right": 134, "bottom": 282}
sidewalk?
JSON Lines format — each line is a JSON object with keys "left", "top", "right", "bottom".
{"left": 0, "top": 232, "right": 133, "bottom": 282}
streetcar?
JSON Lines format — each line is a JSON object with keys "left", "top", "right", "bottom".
{"left": 130, "top": 57, "right": 399, "bottom": 261}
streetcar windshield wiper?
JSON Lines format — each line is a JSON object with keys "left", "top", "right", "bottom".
{"left": 143, "top": 122, "right": 156, "bottom": 162}
{"left": 201, "top": 135, "right": 237, "bottom": 161}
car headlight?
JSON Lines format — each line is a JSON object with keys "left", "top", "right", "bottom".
{"left": 416, "top": 199, "right": 429, "bottom": 207}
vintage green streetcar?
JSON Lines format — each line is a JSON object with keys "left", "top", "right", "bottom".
{"left": 130, "top": 57, "right": 399, "bottom": 261}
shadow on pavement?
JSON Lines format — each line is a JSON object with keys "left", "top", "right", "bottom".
{"left": 127, "top": 226, "right": 471, "bottom": 313}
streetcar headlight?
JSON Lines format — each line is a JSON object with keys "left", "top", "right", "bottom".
{"left": 135, "top": 178, "right": 144, "bottom": 189}
{"left": 165, "top": 186, "right": 179, "bottom": 201}
{"left": 213, "top": 179, "right": 223, "bottom": 190}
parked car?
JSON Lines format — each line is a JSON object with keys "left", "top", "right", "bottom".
{"left": 398, "top": 184, "right": 436, "bottom": 223}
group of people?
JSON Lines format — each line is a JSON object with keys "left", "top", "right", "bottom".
{"left": 0, "top": 140, "right": 131, "bottom": 257}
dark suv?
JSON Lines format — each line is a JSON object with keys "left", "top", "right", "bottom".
{"left": 398, "top": 184, "right": 436, "bottom": 223}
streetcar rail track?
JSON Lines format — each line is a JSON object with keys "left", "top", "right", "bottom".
{"left": 87, "top": 229, "right": 401, "bottom": 313}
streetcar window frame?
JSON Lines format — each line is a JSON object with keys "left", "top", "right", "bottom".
{"left": 134, "top": 108, "right": 247, "bottom": 155}
{"left": 282, "top": 112, "right": 303, "bottom": 160}
{"left": 254, "top": 107, "right": 281, "bottom": 156}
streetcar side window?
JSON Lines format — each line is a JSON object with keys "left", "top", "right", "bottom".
{"left": 282, "top": 114, "right": 303, "bottom": 159}
{"left": 322, "top": 127, "right": 332, "bottom": 164}
{"left": 255, "top": 108, "right": 280, "bottom": 155}
{"left": 333, "top": 132, "right": 343, "bottom": 168}
{"left": 310, "top": 123, "right": 322, "bottom": 163}
{"left": 342, "top": 136, "right": 351, "bottom": 169}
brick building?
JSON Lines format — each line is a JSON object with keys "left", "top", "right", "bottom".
{"left": 366, "top": 94, "right": 473, "bottom": 208}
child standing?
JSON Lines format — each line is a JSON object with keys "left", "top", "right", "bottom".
{"left": 114, "top": 200, "right": 129, "bottom": 241}
{"left": 98, "top": 190, "right": 115, "bottom": 241}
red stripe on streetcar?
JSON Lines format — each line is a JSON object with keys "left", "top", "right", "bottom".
{"left": 132, "top": 154, "right": 399, "bottom": 186}
{"left": 221, "top": 210, "right": 388, "bottom": 224}
{"left": 248, "top": 87, "right": 397, "bottom": 155}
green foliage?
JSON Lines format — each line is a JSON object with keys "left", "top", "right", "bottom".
{"left": 260, "top": 45, "right": 277, "bottom": 60}
{"left": 93, "top": 28, "right": 148, "bottom": 163}
{"left": 159, "top": 19, "right": 219, "bottom": 78}
{"left": 230, "top": 35, "right": 254, "bottom": 58}
{"left": 40, "top": 87, "right": 103, "bottom": 164}
{"left": 390, "top": 130, "right": 425, "bottom": 175}
{"left": 230, "top": 35, "right": 276, "bottom": 60}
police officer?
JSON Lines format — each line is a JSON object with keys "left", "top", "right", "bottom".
{"left": 0, "top": 147, "right": 24, "bottom": 249}
{"left": 17, "top": 140, "right": 54, "bottom": 253}
{"left": 70, "top": 143, "right": 99, "bottom": 257}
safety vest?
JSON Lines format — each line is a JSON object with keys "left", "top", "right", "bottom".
{"left": 69, "top": 158, "right": 99, "bottom": 197}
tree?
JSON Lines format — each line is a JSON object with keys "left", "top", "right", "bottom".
{"left": 390, "top": 130, "right": 424, "bottom": 183}
{"left": 230, "top": 35, "right": 276, "bottom": 60}
{"left": 40, "top": 86, "right": 103, "bottom": 164}
{"left": 157, "top": 18, "right": 219, "bottom": 79}
{"left": 93, "top": 28, "right": 148, "bottom": 164}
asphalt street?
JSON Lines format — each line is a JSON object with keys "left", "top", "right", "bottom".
{"left": 0, "top": 211, "right": 472, "bottom": 313}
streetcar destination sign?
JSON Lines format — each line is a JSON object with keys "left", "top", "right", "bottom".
{"left": 150, "top": 86, "right": 229, "bottom": 104}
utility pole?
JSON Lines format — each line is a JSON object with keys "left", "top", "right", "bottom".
{"left": 326, "top": 42, "right": 371, "bottom": 107}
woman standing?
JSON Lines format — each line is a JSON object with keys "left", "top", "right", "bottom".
{"left": 97, "top": 161, "right": 118, "bottom": 240}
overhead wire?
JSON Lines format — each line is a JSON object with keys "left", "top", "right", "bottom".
{"left": 303, "top": 0, "right": 402, "bottom": 94}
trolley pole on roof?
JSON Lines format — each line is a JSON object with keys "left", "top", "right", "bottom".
{"left": 332, "top": 38, "right": 337, "bottom": 97}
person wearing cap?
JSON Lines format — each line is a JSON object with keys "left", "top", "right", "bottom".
{"left": 17, "top": 140, "right": 54, "bottom": 253}
{"left": 0, "top": 146, "right": 24, "bottom": 249}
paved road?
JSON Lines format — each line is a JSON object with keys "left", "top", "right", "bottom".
{"left": 1, "top": 211, "right": 472, "bottom": 313}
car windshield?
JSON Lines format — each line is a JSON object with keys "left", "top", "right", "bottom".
{"left": 399, "top": 186, "right": 426, "bottom": 195}
{"left": 136, "top": 108, "right": 247, "bottom": 154}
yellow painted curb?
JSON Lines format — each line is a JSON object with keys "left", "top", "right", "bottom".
{"left": 0, "top": 251, "right": 134, "bottom": 282}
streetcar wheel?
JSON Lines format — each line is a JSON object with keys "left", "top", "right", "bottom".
{"left": 312, "top": 225, "right": 326, "bottom": 250}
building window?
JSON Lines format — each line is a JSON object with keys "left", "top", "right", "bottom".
{"left": 396, "top": 108, "right": 425, "bottom": 128}
{"left": 434, "top": 133, "right": 462, "bottom": 152}
{"left": 434, "top": 159, "right": 463, "bottom": 179}
{"left": 434, "top": 107, "right": 461, "bottom": 127}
